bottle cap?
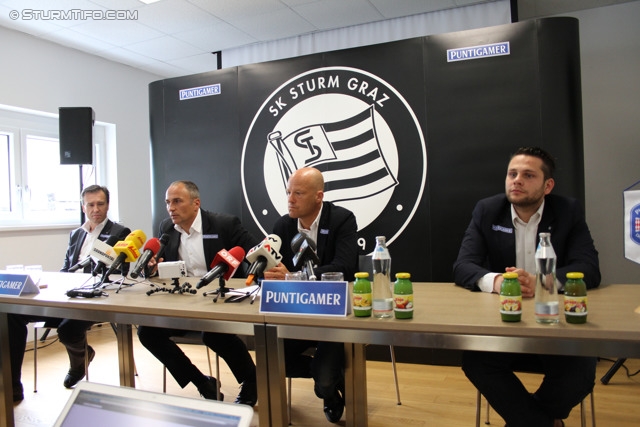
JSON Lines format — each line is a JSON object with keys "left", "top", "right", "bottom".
{"left": 354, "top": 272, "right": 369, "bottom": 278}
{"left": 502, "top": 272, "right": 518, "bottom": 279}
{"left": 395, "top": 272, "right": 411, "bottom": 279}
{"left": 566, "top": 272, "right": 584, "bottom": 279}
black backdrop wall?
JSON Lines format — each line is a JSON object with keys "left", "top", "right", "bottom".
{"left": 149, "top": 17, "right": 583, "bottom": 284}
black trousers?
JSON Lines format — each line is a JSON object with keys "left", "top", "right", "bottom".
{"left": 137, "top": 326, "right": 256, "bottom": 389}
{"left": 284, "top": 339, "right": 344, "bottom": 401}
{"left": 9, "top": 314, "right": 94, "bottom": 387}
{"left": 462, "top": 351, "right": 597, "bottom": 427}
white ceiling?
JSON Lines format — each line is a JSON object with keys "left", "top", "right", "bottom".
{"left": 0, "top": 0, "right": 634, "bottom": 78}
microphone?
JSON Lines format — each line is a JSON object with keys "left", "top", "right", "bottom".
{"left": 129, "top": 237, "right": 161, "bottom": 279}
{"left": 292, "top": 234, "right": 320, "bottom": 280}
{"left": 245, "top": 234, "right": 283, "bottom": 285}
{"left": 68, "top": 256, "right": 91, "bottom": 273}
{"left": 291, "top": 232, "right": 306, "bottom": 252}
{"left": 104, "top": 230, "right": 147, "bottom": 278}
{"left": 155, "top": 233, "right": 170, "bottom": 261}
{"left": 196, "top": 246, "right": 246, "bottom": 289}
{"left": 90, "top": 235, "right": 120, "bottom": 276}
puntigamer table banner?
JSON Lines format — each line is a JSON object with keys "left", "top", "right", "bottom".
{"left": 259, "top": 280, "right": 348, "bottom": 316}
{"left": 0, "top": 273, "right": 40, "bottom": 296}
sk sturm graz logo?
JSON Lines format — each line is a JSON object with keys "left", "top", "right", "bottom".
{"left": 241, "top": 67, "right": 426, "bottom": 253}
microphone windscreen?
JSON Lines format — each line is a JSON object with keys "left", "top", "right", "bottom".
{"left": 291, "top": 233, "right": 305, "bottom": 251}
{"left": 126, "top": 230, "right": 147, "bottom": 249}
{"left": 228, "top": 246, "right": 246, "bottom": 263}
{"left": 265, "top": 234, "right": 282, "bottom": 251}
{"left": 143, "top": 237, "right": 161, "bottom": 254}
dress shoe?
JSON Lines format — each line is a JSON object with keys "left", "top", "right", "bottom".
{"left": 234, "top": 380, "right": 257, "bottom": 407}
{"left": 197, "top": 376, "right": 224, "bottom": 401}
{"left": 63, "top": 346, "right": 95, "bottom": 388}
{"left": 323, "top": 390, "right": 344, "bottom": 423}
{"left": 13, "top": 383, "right": 24, "bottom": 403}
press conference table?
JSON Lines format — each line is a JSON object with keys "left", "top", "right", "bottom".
{"left": 0, "top": 275, "right": 639, "bottom": 427}
{"left": 263, "top": 282, "right": 640, "bottom": 427}
{"left": 0, "top": 273, "right": 270, "bottom": 427}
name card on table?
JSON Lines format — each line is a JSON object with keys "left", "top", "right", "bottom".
{"left": 259, "top": 280, "right": 348, "bottom": 316}
{"left": 0, "top": 273, "right": 40, "bottom": 296}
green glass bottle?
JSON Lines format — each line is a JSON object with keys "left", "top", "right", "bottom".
{"left": 393, "top": 272, "right": 413, "bottom": 319}
{"left": 352, "top": 272, "right": 372, "bottom": 317}
{"left": 564, "top": 272, "right": 588, "bottom": 324}
{"left": 500, "top": 272, "right": 522, "bottom": 322}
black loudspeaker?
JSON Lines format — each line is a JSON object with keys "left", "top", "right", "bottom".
{"left": 59, "top": 107, "right": 94, "bottom": 165}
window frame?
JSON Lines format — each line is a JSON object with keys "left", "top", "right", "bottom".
{"left": 0, "top": 104, "right": 112, "bottom": 231}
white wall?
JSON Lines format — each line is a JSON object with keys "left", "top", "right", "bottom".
{"left": 0, "top": 26, "right": 159, "bottom": 271}
{"left": 562, "top": 1, "right": 640, "bottom": 284}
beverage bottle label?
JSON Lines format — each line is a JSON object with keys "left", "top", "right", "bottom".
{"left": 393, "top": 294, "right": 413, "bottom": 312}
{"left": 499, "top": 295, "right": 522, "bottom": 315}
{"left": 353, "top": 293, "right": 372, "bottom": 311}
{"left": 564, "top": 295, "right": 588, "bottom": 316}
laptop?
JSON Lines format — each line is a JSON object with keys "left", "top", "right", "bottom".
{"left": 53, "top": 382, "right": 254, "bottom": 427}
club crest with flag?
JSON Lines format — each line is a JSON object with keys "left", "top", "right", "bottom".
{"left": 241, "top": 66, "right": 426, "bottom": 255}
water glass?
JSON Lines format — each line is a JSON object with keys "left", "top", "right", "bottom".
{"left": 285, "top": 271, "right": 307, "bottom": 281}
{"left": 321, "top": 272, "right": 344, "bottom": 281}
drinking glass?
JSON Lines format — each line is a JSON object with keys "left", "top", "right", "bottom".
{"left": 285, "top": 271, "right": 307, "bottom": 281}
{"left": 321, "top": 272, "right": 344, "bottom": 281}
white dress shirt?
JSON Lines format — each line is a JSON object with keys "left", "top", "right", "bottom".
{"left": 477, "top": 200, "right": 544, "bottom": 293}
{"left": 297, "top": 203, "right": 323, "bottom": 245}
{"left": 175, "top": 209, "right": 208, "bottom": 277}
{"left": 78, "top": 218, "right": 108, "bottom": 260}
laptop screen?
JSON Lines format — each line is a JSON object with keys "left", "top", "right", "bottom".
{"left": 54, "top": 383, "right": 253, "bottom": 427}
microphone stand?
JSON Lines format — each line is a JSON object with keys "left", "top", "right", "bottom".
{"left": 210, "top": 277, "right": 234, "bottom": 303}
{"left": 114, "top": 276, "right": 133, "bottom": 293}
{"left": 600, "top": 358, "right": 627, "bottom": 384}
{"left": 146, "top": 277, "right": 196, "bottom": 295}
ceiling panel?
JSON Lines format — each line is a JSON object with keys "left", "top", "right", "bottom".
{"left": 0, "top": 0, "right": 634, "bottom": 78}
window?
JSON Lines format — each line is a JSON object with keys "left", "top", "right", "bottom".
{"left": 0, "top": 133, "right": 11, "bottom": 214}
{"left": 0, "top": 105, "right": 109, "bottom": 229}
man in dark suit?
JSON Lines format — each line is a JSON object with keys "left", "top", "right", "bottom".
{"left": 9, "top": 185, "right": 131, "bottom": 402}
{"left": 264, "top": 167, "right": 358, "bottom": 423}
{"left": 137, "top": 181, "right": 261, "bottom": 406}
{"left": 453, "top": 147, "right": 600, "bottom": 427}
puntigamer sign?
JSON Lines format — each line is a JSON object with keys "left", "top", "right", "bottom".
{"left": 259, "top": 280, "right": 348, "bottom": 316}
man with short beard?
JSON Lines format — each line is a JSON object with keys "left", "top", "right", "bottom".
{"left": 453, "top": 147, "right": 600, "bottom": 427}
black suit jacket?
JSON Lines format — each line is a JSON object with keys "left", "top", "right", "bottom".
{"left": 61, "top": 220, "right": 131, "bottom": 273}
{"left": 158, "top": 209, "right": 260, "bottom": 276}
{"left": 453, "top": 193, "right": 601, "bottom": 291}
{"left": 273, "top": 201, "right": 358, "bottom": 281}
